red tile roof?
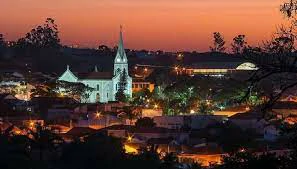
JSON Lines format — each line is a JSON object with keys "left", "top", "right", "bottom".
{"left": 100, "top": 125, "right": 187, "bottom": 134}
{"left": 66, "top": 127, "right": 97, "bottom": 137}
{"left": 77, "top": 72, "right": 113, "bottom": 80}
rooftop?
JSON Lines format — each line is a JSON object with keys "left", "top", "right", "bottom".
{"left": 76, "top": 72, "right": 114, "bottom": 80}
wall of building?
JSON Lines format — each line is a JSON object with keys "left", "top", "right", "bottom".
{"left": 132, "top": 82, "right": 154, "bottom": 93}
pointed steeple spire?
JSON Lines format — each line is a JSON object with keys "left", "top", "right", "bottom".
{"left": 113, "top": 26, "right": 129, "bottom": 76}
{"left": 117, "top": 25, "right": 126, "bottom": 60}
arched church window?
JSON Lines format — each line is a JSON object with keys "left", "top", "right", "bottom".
{"left": 96, "top": 93, "right": 100, "bottom": 103}
{"left": 116, "top": 68, "right": 121, "bottom": 75}
{"left": 97, "top": 84, "right": 99, "bottom": 91}
{"left": 107, "top": 93, "right": 109, "bottom": 98}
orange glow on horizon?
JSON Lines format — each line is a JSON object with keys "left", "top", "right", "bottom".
{"left": 0, "top": 0, "right": 289, "bottom": 51}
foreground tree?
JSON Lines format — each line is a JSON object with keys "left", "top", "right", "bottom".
{"left": 281, "top": 0, "right": 297, "bottom": 17}
{"left": 57, "top": 81, "right": 94, "bottom": 102}
{"left": 30, "top": 123, "right": 63, "bottom": 162}
{"left": 0, "top": 33, "right": 6, "bottom": 59}
{"left": 159, "top": 153, "right": 179, "bottom": 169}
{"left": 231, "top": 34, "right": 247, "bottom": 54}
{"left": 128, "top": 145, "right": 161, "bottom": 169}
{"left": 244, "top": 14, "right": 297, "bottom": 114}
{"left": 115, "top": 69, "right": 128, "bottom": 102}
{"left": 135, "top": 117, "right": 156, "bottom": 128}
{"left": 15, "top": 18, "right": 64, "bottom": 71}
{"left": 59, "top": 134, "right": 126, "bottom": 169}
{"left": 210, "top": 32, "right": 226, "bottom": 53}
{"left": 212, "top": 151, "right": 286, "bottom": 169}
{"left": 31, "top": 84, "right": 58, "bottom": 97}
{"left": 197, "top": 101, "right": 213, "bottom": 115}
{"left": 0, "top": 134, "right": 33, "bottom": 169}
{"left": 121, "top": 106, "right": 141, "bottom": 125}
{"left": 31, "top": 81, "right": 59, "bottom": 97}
{"left": 18, "top": 18, "right": 60, "bottom": 49}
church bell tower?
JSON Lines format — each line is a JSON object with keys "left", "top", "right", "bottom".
{"left": 114, "top": 26, "right": 128, "bottom": 76}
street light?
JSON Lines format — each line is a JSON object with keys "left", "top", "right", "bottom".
{"left": 95, "top": 112, "right": 101, "bottom": 118}
{"left": 29, "top": 121, "right": 34, "bottom": 128}
{"left": 127, "top": 135, "right": 133, "bottom": 142}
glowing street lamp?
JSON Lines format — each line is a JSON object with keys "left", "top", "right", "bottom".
{"left": 127, "top": 135, "right": 133, "bottom": 142}
{"left": 95, "top": 112, "right": 101, "bottom": 118}
{"left": 29, "top": 121, "right": 34, "bottom": 128}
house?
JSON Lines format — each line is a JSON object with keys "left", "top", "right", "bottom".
{"left": 76, "top": 113, "right": 122, "bottom": 129}
{"left": 0, "top": 94, "right": 34, "bottom": 116}
{"left": 74, "top": 102, "right": 129, "bottom": 114}
{"left": 60, "top": 127, "right": 98, "bottom": 142}
{"left": 272, "top": 101, "right": 297, "bottom": 117}
{"left": 132, "top": 78, "right": 155, "bottom": 93}
{"left": 31, "top": 96, "right": 78, "bottom": 118}
{"left": 58, "top": 27, "right": 132, "bottom": 103}
{"left": 100, "top": 125, "right": 189, "bottom": 144}
{"left": 153, "top": 115, "right": 226, "bottom": 130}
{"left": 264, "top": 124, "right": 281, "bottom": 142}
{"left": 47, "top": 107, "right": 73, "bottom": 121}
{"left": 147, "top": 138, "right": 181, "bottom": 153}
{"left": 141, "top": 108, "right": 163, "bottom": 118}
{"left": 0, "top": 93, "right": 17, "bottom": 100}
{"left": 229, "top": 112, "right": 267, "bottom": 133}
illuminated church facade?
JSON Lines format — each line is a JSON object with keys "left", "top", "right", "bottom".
{"left": 58, "top": 28, "right": 132, "bottom": 103}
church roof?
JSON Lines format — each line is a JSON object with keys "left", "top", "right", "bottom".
{"left": 76, "top": 72, "right": 113, "bottom": 80}
{"left": 115, "top": 25, "right": 127, "bottom": 61}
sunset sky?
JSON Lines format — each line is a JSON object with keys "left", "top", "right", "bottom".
{"left": 0, "top": 0, "right": 289, "bottom": 51}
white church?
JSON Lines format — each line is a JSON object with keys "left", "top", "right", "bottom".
{"left": 58, "top": 28, "right": 132, "bottom": 103}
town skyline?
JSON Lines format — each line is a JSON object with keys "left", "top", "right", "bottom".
{"left": 1, "top": 0, "right": 288, "bottom": 51}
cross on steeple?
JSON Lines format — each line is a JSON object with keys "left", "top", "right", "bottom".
{"left": 120, "top": 25, "right": 123, "bottom": 32}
